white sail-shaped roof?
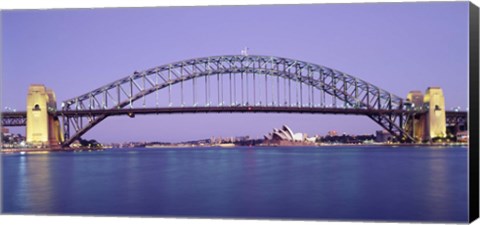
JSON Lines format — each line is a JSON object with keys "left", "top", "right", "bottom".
{"left": 281, "top": 125, "right": 295, "bottom": 140}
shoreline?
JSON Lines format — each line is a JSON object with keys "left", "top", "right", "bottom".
{"left": 0, "top": 147, "right": 104, "bottom": 154}
{"left": 1, "top": 142, "right": 468, "bottom": 153}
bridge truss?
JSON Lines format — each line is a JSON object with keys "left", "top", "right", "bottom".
{"left": 1, "top": 112, "right": 27, "bottom": 127}
{"left": 59, "top": 55, "right": 416, "bottom": 147}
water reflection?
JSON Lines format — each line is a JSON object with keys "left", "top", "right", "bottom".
{"left": 16, "top": 154, "right": 54, "bottom": 213}
{"left": 15, "top": 155, "right": 28, "bottom": 210}
{"left": 2, "top": 146, "right": 468, "bottom": 222}
{"left": 424, "top": 150, "right": 467, "bottom": 220}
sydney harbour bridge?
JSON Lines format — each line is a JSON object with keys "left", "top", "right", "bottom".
{"left": 1, "top": 55, "right": 468, "bottom": 147}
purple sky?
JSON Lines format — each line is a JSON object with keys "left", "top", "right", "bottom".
{"left": 2, "top": 2, "right": 469, "bottom": 143}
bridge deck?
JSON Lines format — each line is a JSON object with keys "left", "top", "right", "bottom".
{"left": 1, "top": 107, "right": 466, "bottom": 127}
{"left": 58, "top": 106, "right": 413, "bottom": 116}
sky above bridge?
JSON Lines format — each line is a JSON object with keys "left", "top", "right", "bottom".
{"left": 2, "top": 2, "right": 469, "bottom": 143}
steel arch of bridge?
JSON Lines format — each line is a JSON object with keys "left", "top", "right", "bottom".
{"left": 61, "top": 55, "right": 414, "bottom": 147}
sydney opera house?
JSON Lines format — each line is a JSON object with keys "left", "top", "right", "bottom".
{"left": 264, "top": 125, "right": 317, "bottom": 146}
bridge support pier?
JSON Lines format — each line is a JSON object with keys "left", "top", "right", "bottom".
{"left": 405, "top": 91, "right": 425, "bottom": 142}
{"left": 26, "top": 84, "right": 63, "bottom": 148}
{"left": 405, "top": 87, "right": 446, "bottom": 143}
{"left": 423, "top": 87, "right": 446, "bottom": 141}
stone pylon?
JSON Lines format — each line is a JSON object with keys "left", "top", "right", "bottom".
{"left": 26, "top": 84, "right": 63, "bottom": 148}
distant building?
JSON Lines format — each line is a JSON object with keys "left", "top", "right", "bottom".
{"left": 375, "top": 130, "right": 392, "bottom": 143}
{"left": 235, "top": 136, "right": 250, "bottom": 142}
{"left": 456, "top": 131, "right": 468, "bottom": 142}
{"left": 327, "top": 130, "right": 338, "bottom": 136}
{"left": 2, "top": 127, "right": 9, "bottom": 134}
{"left": 264, "top": 125, "right": 315, "bottom": 146}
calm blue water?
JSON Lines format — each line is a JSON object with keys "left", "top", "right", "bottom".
{"left": 2, "top": 146, "right": 468, "bottom": 222}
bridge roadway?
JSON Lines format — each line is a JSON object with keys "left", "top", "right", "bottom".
{"left": 1, "top": 107, "right": 467, "bottom": 127}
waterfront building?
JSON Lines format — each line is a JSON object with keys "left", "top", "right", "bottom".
{"left": 456, "top": 131, "right": 468, "bottom": 142}
{"left": 375, "top": 130, "right": 392, "bottom": 143}
{"left": 264, "top": 125, "right": 316, "bottom": 145}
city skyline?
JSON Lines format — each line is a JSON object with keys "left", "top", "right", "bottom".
{"left": 2, "top": 2, "right": 469, "bottom": 142}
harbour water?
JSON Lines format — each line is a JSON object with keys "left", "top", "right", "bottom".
{"left": 1, "top": 146, "right": 468, "bottom": 222}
